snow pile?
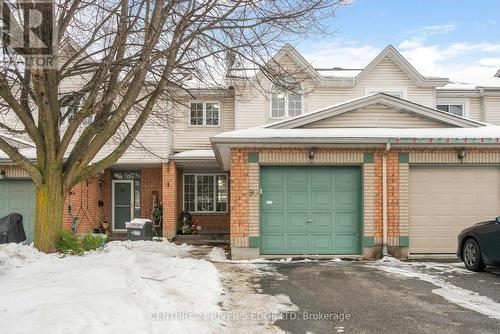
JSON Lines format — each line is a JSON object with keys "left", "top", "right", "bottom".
{"left": 369, "top": 261, "right": 500, "bottom": 320}
{"left": 207, "top": 247, "right": 228, "bottom": 262}
{"left": 0, "top": 241, "right": 224, "bottom": 334}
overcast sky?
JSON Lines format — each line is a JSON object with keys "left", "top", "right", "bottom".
{"left": 293, "top": 0, "right": 500, "bottom": 86}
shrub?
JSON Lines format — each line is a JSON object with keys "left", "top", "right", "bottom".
{"left": 55, "top": 230, "right": 84, "bottom": 255}
{"left": 81, "top": 232, "right": 106, "bottom": 251}
{"left": 55, "top": 231, "right": 106, "bottom": 255}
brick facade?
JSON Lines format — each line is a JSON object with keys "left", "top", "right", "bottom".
{"left": 141, "top": 167, "right": 163, "bottom": 219}
{"left": 162, "top": 161, "right": 177, "bottom": 239}
{"left": 227, "top": 146, "right": 500, "bottom": 259}
{"left": 63, "top": 175, "right": 104, "bottom": 232}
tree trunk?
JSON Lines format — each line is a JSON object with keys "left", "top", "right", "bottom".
{"left": 34, "top": 171, "right": 65, "bottom": 252}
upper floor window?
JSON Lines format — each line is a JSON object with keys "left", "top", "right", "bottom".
{"left": 270, "top": 82, "right": 303, "bottom": 118}
{"left": 366, "top": 87, "right": 407, "bottom": 99}
{"left": 436, "top": 104, "right": 464, "bottom": 117}
{"left": 189, "top": 101, "right": 220, "bottom": 126}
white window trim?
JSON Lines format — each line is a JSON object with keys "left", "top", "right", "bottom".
{"left": 269, "top": 85, "right": 304, "bottom": 120}
{"left": 435, "top": 98, "right": 470, "bottom": 118}
{"left": 188, "top": 100, "right": 222, "bottom": 127}
{"left": 365, "top": 87, "right": 408, "bottom": 99}
{"left": 183, "top": 173, "right": 228, "bottom": 213}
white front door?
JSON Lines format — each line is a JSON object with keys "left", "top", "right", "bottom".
{"left": 112, "top": 180, "right": 134, "bottom": 231}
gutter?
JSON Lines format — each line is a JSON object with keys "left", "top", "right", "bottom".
{"left": 382, "top": 142, "right": 391, "bottom": 256}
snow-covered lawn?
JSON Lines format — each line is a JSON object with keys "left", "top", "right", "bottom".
{"left": 0, "top": 241, "right": 224, "bottom": 334}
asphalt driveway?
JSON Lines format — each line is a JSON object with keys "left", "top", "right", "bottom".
{"left": 258, "top": 260, "right": 500, "bottom": 334}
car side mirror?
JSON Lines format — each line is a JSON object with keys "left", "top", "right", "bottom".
{"left": 496, "top": 216, "right": 500, "bottom": 224}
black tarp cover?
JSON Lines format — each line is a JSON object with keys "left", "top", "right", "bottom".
{"left": 0, "top": 213, "right": 27, "bottom": 244}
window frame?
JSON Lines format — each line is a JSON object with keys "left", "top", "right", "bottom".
{"left": 365, "top": 86, "right": 408, "bottom": 99}
{"left": 188, "top": 100, "right": 221, "bottom": 127}
{"left": 435, "top": 102, "right": 469, "bottom": 118}
{"left": 269, "top": 84, "right": 304, "bottom": 119}
{"left": 183, "top": 173, "right": 228, "bottom": 213}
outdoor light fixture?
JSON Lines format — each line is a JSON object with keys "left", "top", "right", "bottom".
{"left": 0, "top": 170, "right": 6, "bottom": 180}
{"left": 458, "top": 149, "right": 467, "bottom": 162}
{"left": 309, "top": 148, "right": 316, "bottom": 160}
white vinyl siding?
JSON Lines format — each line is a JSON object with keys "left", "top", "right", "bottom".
{"left": 235, "top": 57, "right": 437, "bottom": 129}
{"left": 484, "top": 96, "right": 500, "bottom": 125}
{"left": 302, "top": 105, "right": 450, "bottom": 128}
{"left": 172, "top": 97, "right": 234, "bottom": 151}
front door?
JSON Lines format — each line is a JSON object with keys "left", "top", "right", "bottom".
{"left": 112, "top": 180, "right": 134, "bottom": 231}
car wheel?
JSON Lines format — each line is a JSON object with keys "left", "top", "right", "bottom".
{"left": 462, "top": 238, "right": 486, "bottom": 272}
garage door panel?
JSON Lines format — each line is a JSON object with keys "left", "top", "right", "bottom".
{"left": 262, "top": 191, "right": 284, "bottom": 211}
{"left": 286, "top": 170, "right": 308, "bottom": 187}
{"left": 409, "top": 167, "right": 500, "bottom": 254}
{"left": 311, "top": 190, "right": 331, "bottom": 210}
{"left": 335, "top": 190, "right": 359, "bottom": 210}
{"left": 287, "top": 191, "right": 308, "bottom": 209}
{"left": 310, "top": 170, "right": 333, "bottom": 188}
{"left": 287, "top": 213, "right": 308, "bottom": 232}
{"left": 288, "top": 234, "right": 308, "bottom": 253}
{"left": 261, "top": 166, "right": 361, "bottom": 255}
{"left": 261, "top": 234, "right": 285, "bottom": 253}
{"left": 261, "top": 213, "right": 284, "bottom": 233}
{"left": 0, "top": 180, "right": 36, "bottom": 244}
{"left": 310, "top": 212, "right": 332, "bottom": 233}
{"left": 334, "top": 234, "right": 360, "bottom": 254}
{"left": 309, "top": 235, "right": 332, "bottom": 253}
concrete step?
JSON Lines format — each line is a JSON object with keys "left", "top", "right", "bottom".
{"left": 173, "top": 234, "right": 229, "bottom": 246}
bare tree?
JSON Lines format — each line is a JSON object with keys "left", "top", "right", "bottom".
{"left": 0, "top": 0, "right": 344, "bottom": 252}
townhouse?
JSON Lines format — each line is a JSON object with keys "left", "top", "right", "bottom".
{"left": 1, "top": 44, "right": 499, "bottom": 259}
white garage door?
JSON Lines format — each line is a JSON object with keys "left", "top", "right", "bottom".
{"left": 409, "top": 167, "right": 500, "bottom": 254}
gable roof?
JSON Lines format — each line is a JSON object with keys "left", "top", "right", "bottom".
{"left": 354, "top": 45, "right": 448, "bottom": 87}
{"left": 266, "top": 93, "right": 485, "bottom": 129}
{"left": 255, "top": 43, "right": 320, "bottom": 83}
{"left": 496, "top": 69, "right": 500, "bottom": 78}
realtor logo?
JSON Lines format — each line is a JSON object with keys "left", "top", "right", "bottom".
{"left": 0, "top": 0, "right": 56, "bottom": 68}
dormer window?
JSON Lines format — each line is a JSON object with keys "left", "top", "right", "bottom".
{"left": 270, "top": 80, "right": 303, "bottom": 118}
{"left": 436, "top": 104, "right": 464, "bottom": 117}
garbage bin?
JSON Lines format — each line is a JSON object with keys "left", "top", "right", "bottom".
{"left": 125, "top": 218, "right": 153, "bottom": 241}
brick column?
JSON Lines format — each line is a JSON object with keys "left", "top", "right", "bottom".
{"left": 162, "top": 161, "right": 177, "bottom": 239}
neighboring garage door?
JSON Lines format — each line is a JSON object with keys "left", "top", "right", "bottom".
{"left": 0, "top": 180, "right": 36, "bottom": 243}
{"left": 260, "top": 166, "right": 362, "bottom": 255}
{"left": 409, "top": 167, "right": 500, "bottom": 254}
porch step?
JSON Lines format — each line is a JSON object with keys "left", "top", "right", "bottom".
{"left": 107, "top": 233, "right": 127, "bottom": 241}
{"left": 173, "top": 234, "right": 229, "bottom": 246}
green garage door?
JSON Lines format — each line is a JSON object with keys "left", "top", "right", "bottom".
{"left": 260, "top": 166, "right": 362, "bottom": 255}
{"left": 0, "top": 180, "right": 36, "bottom": 244}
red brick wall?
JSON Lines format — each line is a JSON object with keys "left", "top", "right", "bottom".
{"left": 230, "top": 148, "right": 249, "bottom": 240}
{"left": 162, "top": 162, "right": 177, "bottom": 239}
{"left": 141, "top": 167, "right": 162, "bottom": 219}
{"left": 386, "top": 151, "right": 399, "bottom": 239}
{"left": 63, "top": 175, "right": 104, "bottom": 232}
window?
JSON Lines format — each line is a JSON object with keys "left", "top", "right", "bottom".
{"left": 183, "top": 174, "right": 228, "bottom": 213}
{"left": 189, "top": 101, "right": 220, "bottom": 126}
{"left": 270, "top": 81, "right": 303, "bottom": 118}
{"left": 365, "top": 87, "right": 407, "bottom": 99}
{"left": 436, "top": 104, "right": 464, "bottom": 117}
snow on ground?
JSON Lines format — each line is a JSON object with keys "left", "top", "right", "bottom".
{"left": 0, "top": 241, "right": 226, "bottom": 334}
{"left": 368, "top": 259, "right": 500, "bottom": 320}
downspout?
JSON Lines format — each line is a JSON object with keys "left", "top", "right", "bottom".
{"left": 382, "top": 142, "right": 391, "bottom": 256}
